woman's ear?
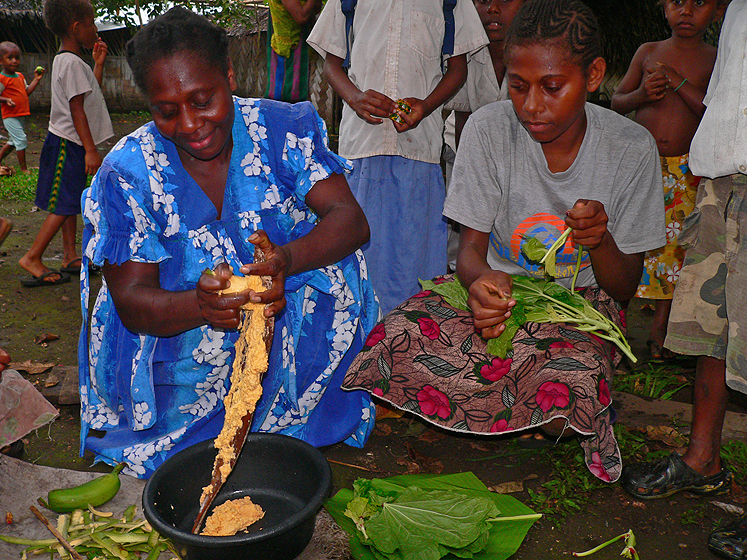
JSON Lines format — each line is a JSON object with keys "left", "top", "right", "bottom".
{"left": 586, "top": 56, "right": 606, "bottom": 93}
{"left": 227, "top": 58, "right": 237, "bottom": 92}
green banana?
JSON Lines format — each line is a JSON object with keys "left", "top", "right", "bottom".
{"left": 41, "top": 463, "right": 126, "bottom": 513}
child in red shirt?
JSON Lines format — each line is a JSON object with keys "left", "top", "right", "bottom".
{"left": 0, "top": 41, "right": 43, "bottom": 172}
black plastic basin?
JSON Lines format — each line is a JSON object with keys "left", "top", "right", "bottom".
{"left": 142, "top": 434, "right": 332, "bottom": 560}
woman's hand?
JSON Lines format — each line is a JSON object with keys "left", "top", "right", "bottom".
{"left": 196, "top": 263, "right": 254, "bottom": 329}
{"left": 468, "top": 270, "right": 516, "bottom": 340}
{"left": 566, "top": 199, "right": 609, "bottom": 250}
{"left": 239, "top": 230, "right": 290, "bottom": 317}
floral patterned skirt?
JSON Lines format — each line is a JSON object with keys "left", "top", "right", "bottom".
{"left": 343, "top": 276, "right": 624, "bottom": 482}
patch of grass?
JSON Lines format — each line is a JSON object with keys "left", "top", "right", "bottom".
{"left": 114, "top": 110, "right": 151, "bottom": 123}
{"left": 681, "top": 504, "right": 707, "bottom": 526}
{"left": 0, "top": 169, "right": 38, "bottom": 201}
{"left": 614, "top": 362, "right": 689, "bottom": 401}
{"left": 526, "top": 441, "right": 607, "bottom": 517}
{"left": 721, "top": 440, "right": 747, "bottom": 486}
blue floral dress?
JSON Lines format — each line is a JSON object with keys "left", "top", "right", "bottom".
{"left": 78, "top": 98, "right": 380, "bottom": 478}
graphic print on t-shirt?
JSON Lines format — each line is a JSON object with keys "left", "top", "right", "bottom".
{"left": 489, "top": 212, "right": 590, "bottom": 279}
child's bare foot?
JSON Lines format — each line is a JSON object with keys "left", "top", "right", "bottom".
{"left": 0, "top": 217, "right": 11, "bottom": 248}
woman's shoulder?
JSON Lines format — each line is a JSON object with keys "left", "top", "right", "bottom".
{"left": 98, "top": 122, "right": 166, "bottom": 180}
{"left": 234, "top": 97, "right": 321, "bottom": 129}
{"left": 587, "top": 103, "right": 657, "bottom": 151}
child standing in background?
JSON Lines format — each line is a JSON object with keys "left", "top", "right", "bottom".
{"left": 19, "top": 0, "right": 113, "bottom": 287}
{"left": 443, "top": 0, "right": 525, "bottom": 271}
{"left": 611, "top": 0, "right": 725, "bottom": 359}
{"left": 0, "top": 41, "right": 44, "bottom": 173}
{"left": 308, "top": 0, "right": 487, "bottom": 314}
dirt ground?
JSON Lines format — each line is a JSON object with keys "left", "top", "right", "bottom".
{"left": 1, "top": 112, "right": 744, "bottom": 559}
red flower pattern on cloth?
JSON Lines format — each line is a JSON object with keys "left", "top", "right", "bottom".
{"left": 549, "top": 341, "right": 574, "bottom": 349}
{"left": 490, "top": 418, "right": 514, "bottom": 433}
{"left": 536, "top": 381, "right": 570, "bottom": 412}
{"left": 598, "top": 377, "right": 611, "bottom": 407}
{"left": 417, "top": 384, "right": 451, "bottom": 419}
{"left": 588, "top": 451, "right": 612, "bottom": 482}
{"left": 365, "top": 323, "right": 386, "bottom": 347}
{"left": 479, "top": 357, "right": 512, "bottom": 382}
{"left": 412, "top": 290, "right": 432, "bottom": 298}
{"left": 417, "top": 317, "right": 440, "bottom": 340}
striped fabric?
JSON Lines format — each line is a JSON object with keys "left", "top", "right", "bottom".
{"left": 265, "top": 15, "right": 310, "bottom": 103}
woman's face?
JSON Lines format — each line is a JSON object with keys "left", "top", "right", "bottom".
{"left": 474, "top": 0, "right": 524, "bottom": 44}
{"left": 506, "top": 42, "right": 603, "bottom": 150}
{"left": 145, "top": 51, "right": 236, "bottom": 163}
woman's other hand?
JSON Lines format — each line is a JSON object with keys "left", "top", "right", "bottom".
{"left": 468, "top": 270, "right": 516, "bottom": 340}
{"left": 566, "top": 199, "right": 609, "bottom": 250}
{"left": 239, "top": 231, "right": 289, "bottom": 317}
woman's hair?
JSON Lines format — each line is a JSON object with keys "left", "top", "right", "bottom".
{"left": 43, "top": 0, "right": 94, "bottom": 39}
{"left": 126, "top": 6, "right": 230, "bottom": 94}
{"left": 505, "top": 0, "right": 603, "bottom": 73}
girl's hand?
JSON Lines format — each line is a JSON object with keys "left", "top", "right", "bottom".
{"left": 392, "top": 97, "right": 426, "bottom": 132}
{"left": 197, "top": 263, "right": 253, "bottom": 330}
{"left": 4, "top": 99, "right": 14, "bottom": 107}
{"left": 349, "top": 89, "right": 397, "bottom": 124}
{"left": 92, "top": 39, "right": 108, "bottom": 65}
{"left": 468, "top": 270, "right": 516, "bottom": 340}
{"left": 566, "top": 199, "right": 609, "bottom": 250}
{"left": 239, "top": 230, "right": 290, "bottom": 317}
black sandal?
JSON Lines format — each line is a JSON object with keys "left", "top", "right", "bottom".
{"left": 621, "top": 452, "right": 732, "bottom": 500}
{"left": 709, "top": 514, "right": 747, "bottom": 559}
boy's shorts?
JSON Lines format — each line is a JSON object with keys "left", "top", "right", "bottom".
{"left": 665, "top": 173, "right": 747, "bottom": 393}
{"left": 35, "top": 132, "right": 87, "bottom": 216}
{"left": 2, "top": 116, "right": 28, "bottom": 151}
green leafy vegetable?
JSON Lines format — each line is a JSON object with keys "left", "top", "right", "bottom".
{"left": 521, "top": 228, "right": 573, "bottom": 278}
{"left": 327, "top": 472, "right": 541, "bottom": 560}
{"left": 420, "top": 276, "right": 636, "bottom": 363}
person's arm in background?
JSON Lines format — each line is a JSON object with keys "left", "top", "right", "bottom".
{"left": 323, "top": 53, "right": 398, "bottom": 124}
{"left": 69, "top": 94, "right": 102, "bottom": 176}
{"left": 91, "top": 39, "right": 107, "bottom": 86}
{"left": 611, "top": 43, "right": 661, "bottom": 115}
{"left": 281, "top": 0, "right": 323, "bottom": 25}
{"left": 26, "top": 68, "right": 44, "bottom": 96}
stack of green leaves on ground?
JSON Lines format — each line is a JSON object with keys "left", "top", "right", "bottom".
{"left": 420, "top": 276, "right": 635, "bottom": 363}
{"left": 325, "top": 472, "right": 541, "bottom": 560}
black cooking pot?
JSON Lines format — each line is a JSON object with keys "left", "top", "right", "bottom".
{"left": 142, "top": 434, "right": 332, "bottom": 560}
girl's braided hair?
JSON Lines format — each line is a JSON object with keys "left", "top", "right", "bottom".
{"left": 126, "top": 6, "right": 230, "bottom": 94}
{"left": 505, "top": 0, "right": 603, "bottom": 74}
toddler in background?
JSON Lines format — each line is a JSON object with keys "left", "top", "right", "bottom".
{"left": 0, "top": 41, "right": 44, "bottom": 173}
{"left": 19, "top": 0, "right": 113, "bottom": 287}
{"left": 611, "top": 0, "right": 725, "bottom": 359}
{"left": 308, "top": 0, "right": 487, "bottom": 314}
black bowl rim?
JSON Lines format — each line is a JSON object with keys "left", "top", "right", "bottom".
{"left": 142, "top": 433, "right": 332, "bottom": 546}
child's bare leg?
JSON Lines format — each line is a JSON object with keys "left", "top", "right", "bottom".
{"left": 649, "top": 299, "right": 674, "bottom": 356}
{"left": 61, "top": 215, "right": 79, "bottom": 267}
{"left": 19, "top": 212, "right": 68, "bottom": 280}
{"left": 15, "top": 148, "right": 28, "bottom": 172}
{"left": 0, "top": 143, "right": 14, "bottom": 165}
{"left": 682, "top": 355, "right": 728, "bottom": 476}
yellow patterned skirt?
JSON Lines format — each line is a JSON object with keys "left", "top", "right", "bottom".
{"left": 636, "top": 154, "right": 700, "bottom": 300}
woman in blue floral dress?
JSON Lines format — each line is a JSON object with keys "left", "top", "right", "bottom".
{"left": 77, "top": 7, "right": 379, "bottom": 478}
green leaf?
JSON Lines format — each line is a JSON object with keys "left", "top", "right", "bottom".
{"left": 363, "top": 488, "right": 499, "bottom": 560}
{"left": 420, "top": 279, "right": 470, "bottom": 311}
{"left": 324, "top": 472, "right": 541, "bottom": 560}
{"left": 521, "top": 237, "right": 548, "bottom": 263}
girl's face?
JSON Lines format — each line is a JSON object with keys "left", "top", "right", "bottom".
{"left": 145, "top": 51, "right": 236, "bottom": 164}
{"left": 663, "top": 0, "right": 721, "bottom": 38}
{"left": 506, "top": 42, "right": 604, "bottom": 153}
{"left": 73, "top": 10, "right": 99, "bottom": 50}
{"left": 474, "top": 0, "right": 524, "bottom": 44}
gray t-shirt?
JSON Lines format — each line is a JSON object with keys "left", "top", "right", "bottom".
{"left": 444, "top": 101, "right": 665, "bottom": 290}
{"left": 48, "top": 52, "right": 113, "bottom": 146}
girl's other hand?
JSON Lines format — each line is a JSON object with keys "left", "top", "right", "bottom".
{"left": 566, "top": 199, "right": 609, "bottom": 250}
{"left": 197, "top": 263, "right": 252, "bottom": 329}
{"left": 92, "top": 39, "right": 108, "bottom": 65}
{"left": 239, "top": 230, "right": 289, "bottom": 317}
{"left": 468, "top": 271, "right": 516, "bottom": 340}
{"left": 392, "top": 97, "right": 426, "bottom": 132}
{"left": 349, "top": 89, "right": 397, "bottom": 124}
{"left": 84, "top": 149, "right": 103, "bottom": 176}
